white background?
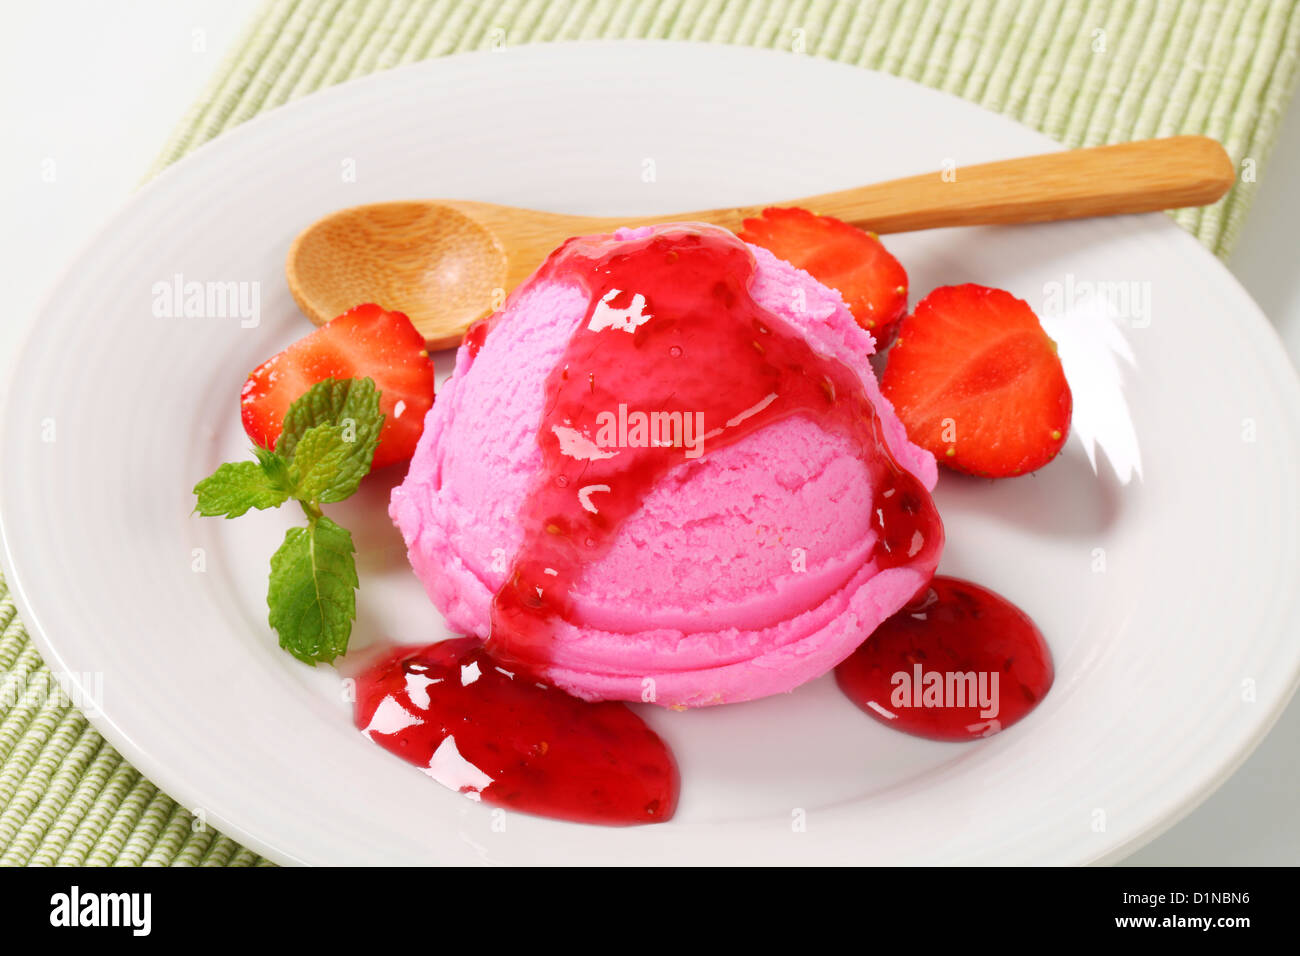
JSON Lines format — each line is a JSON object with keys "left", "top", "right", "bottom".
{"left": 2, "top": 0, "right": 1297, "bottom": 865}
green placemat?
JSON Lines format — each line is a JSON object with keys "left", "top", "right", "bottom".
{"left": 3, "top": 0, "right": 1298, "bottom": 866}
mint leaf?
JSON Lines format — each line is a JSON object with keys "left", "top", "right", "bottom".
{"left": 253, "top": 444, "right": 293, "bottom": 491}
{"left": 276, "top": 377, "right": 383, "bottom": 465}
{"left": 289, "top": 423, "right": 374, "bottom": 503}
{"left": 267, "top": 516, "right": 357, "bottom": 664}
{"left": 194, "top": 460, "right": 291, "bottom": 518}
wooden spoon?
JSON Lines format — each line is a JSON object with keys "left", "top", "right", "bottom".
{"left": 287, "top": 135, "right": 1233, "bottom": 349}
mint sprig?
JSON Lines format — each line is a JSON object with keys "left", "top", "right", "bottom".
{"left": 267, "top": 516, "right": 357, "bottom": 664}
{"left": 192, "top": 377, "right": 385, "bottom": 664}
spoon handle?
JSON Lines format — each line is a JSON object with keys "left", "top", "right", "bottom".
{"left": 673, "top": 136, "right": 1235, "bottom": 234}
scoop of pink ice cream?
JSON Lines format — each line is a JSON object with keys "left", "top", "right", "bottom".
{"left": 390, "top": 226, "right": 940, "bottom": 708}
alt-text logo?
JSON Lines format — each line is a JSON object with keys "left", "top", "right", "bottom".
{"left": 49, "top": 885, "right": 151, "bottom": 936}
{"left": 152, "top": 272, "right": 260, "bottom": 328}
{"left": 891, "top": 664, "right": 1000, "bottom": 719}
{"left": 553, "top": 403, "right": 708, "bottom": 461}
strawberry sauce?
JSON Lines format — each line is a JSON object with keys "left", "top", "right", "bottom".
{"left": 835, "top": 576, "right": 1054, "bottom": 741}
{"left": 354, "top": 638, "right": 677, "bottom": 824}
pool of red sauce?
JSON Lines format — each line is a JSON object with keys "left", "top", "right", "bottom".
{"left": 835, "top": 576, "right": 1055, "bottom": 742}
{"left": 354, "top": 637, "right": 678, "bottom": 825}
{"left": 355, "top": 225, "right": 1050, "bottom": 825}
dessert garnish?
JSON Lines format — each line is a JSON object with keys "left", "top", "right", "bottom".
{"left": 195, "top": 376, "right": 384, "bottom": 663}
{"left": 241, "top": 303, "right": 434, "bottom": 470}
{"left": 739, "top": 206, "right": 909, "bottom": 343}
{"left": 881, "top": 284, "right": 1072, "bottom": 477}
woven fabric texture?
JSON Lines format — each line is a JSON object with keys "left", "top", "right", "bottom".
{"left": 3, "top": 0, "right": 1298, "bottom": 866}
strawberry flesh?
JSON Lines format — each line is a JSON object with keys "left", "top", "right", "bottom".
{"left": 241, "top": 303, "right": 435, "bottom": 470}
{"left": 738, "top": 207, "right": 908, "bottom": 344}
{"left": 881, "top": 284, "right": 1071, "bottom": 477}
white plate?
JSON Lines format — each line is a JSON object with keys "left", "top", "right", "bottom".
{"left": 3, "top": 41, "right": 1299, "bottom": 866}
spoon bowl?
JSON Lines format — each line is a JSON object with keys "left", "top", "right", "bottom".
{"left": 287, "top": 201, "right": 509, "bottom": 350}
{"left": 286, "top": 136, "right": 1234, "bottom": 348}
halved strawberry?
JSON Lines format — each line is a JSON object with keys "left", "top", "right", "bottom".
{"left": 881, "top": 284, "right": 1071, "bottom": 478}
{"left": 738, "top": 207, "right": 908, "bottom": 343}
{"left": 241, "top": 303, "right": 434, "bottom": 470}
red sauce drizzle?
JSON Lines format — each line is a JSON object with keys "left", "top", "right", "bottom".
{"left": 482, "top": 224, "right": 943, "bottom": 672}
{"left": 463, "top": 318, "right": 490, "bottom": 358}
{"left": 835, "top": 576, "right": 1054, "bottom": 741}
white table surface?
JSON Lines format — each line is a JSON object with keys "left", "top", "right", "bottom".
{"left": 1, "top": 0, "right": 1297, "bottom": 866}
